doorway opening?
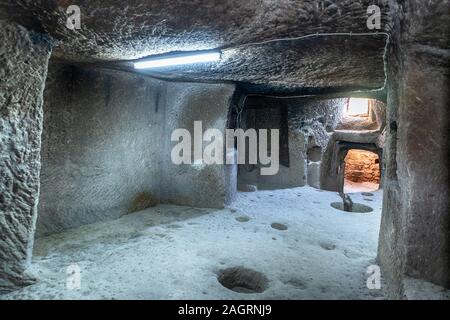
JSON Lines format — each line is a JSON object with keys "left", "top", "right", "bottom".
{"left": 343, "top": 149, "right": 380, "bottom": 193}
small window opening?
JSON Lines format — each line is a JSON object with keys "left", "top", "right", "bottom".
{"left": 345, "top": 98, "right": 369, "bottom": 116}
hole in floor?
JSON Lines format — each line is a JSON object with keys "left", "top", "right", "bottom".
{"left": 283, "top": 277, "right": 308, "bottom": 289}
{"left": 330, "top": 202, "right": 373, "bottom": 213}
{"left": 217, "top": 267, "right": 269, "bottom": 294}
{"left": 271, "top": 223, "right": 288, "bottom": 230}
{"left": 319, "top": 241, "right": 336, "bottom": 250}
{"left": 236, "top": 216, "right": 251, "bottom": 223}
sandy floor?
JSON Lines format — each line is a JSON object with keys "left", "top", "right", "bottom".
{"left": 1, "top": 187, "right": 385, "bottom": 300}
{"left": 344, "top": 180, "right": 379, "bottom": 193}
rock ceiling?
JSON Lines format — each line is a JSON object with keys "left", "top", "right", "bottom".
{"left": 1, "top": 0, "right": 391, "bottom": 93}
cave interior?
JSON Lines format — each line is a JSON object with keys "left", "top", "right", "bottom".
{"left": 0, "top": 0, "right": 449, "bottom": 300}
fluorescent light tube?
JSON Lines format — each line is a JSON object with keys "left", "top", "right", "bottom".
{"left": 134, "top": 50, "right": 221, "bottom": 69}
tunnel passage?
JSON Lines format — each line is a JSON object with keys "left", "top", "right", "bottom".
{"left": 343, "top": 149, "right": 380, "bottom": 193}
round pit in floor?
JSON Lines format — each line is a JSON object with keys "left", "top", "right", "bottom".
{"left": 330, "top": 202, "right": 373, "bottom": 213}
{"left": 271, "top": 223, "right": 288, "bottom": 230}
{"left": 235, "top": 216, "right": 251, "bottom": 223}
{"left": 217, "top": 267, "right": 269, "bottom": 294}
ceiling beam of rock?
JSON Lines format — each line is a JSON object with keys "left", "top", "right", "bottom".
{"left": 0, "top": 0, "right": 391, "bottom": 92}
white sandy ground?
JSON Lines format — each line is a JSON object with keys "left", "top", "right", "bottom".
{"left": 1, "top": 187, "right": 386, "bottom": 300}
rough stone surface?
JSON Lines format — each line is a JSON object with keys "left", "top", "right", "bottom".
{"left": 238, "top": 97, "right": 345, "bottom": 190}
{"left": 399, "top": 48, "right": 449, "bottom": 288}
{"left": 0, "top": 0, "right": 390, "bottom": 93}
{"left": 0, "top": 21, "right": 52, "bottom": 292}
{"left": 403, "top": 277, "right": 450, "bottom": 300}
{"left": 287, "top": 97, "right": 373, "bottom": 192}
{"left": 287, "top": 98, "right": 345, "bottom": 189}
{"left": 378, "top": 0, "right": 450, "bottom": 298}
{"left": 36, "top": 62, "right": 237, "bottom": 233}
{"left": 307, "top": 162, "right": 321, "bottom": 189}
{"left": 289, "top": 98, "right": 345, "bottom": 139}
{"left": 161, "top": 82, "right": 236, "bottom": 208}
{"left": 237, "top": 97, "right": 301, "bottom": 190}
{"left": 36, "top": 63, "right": 166, "bottom": 237}
{"left": 132, "top": 35, "right": 387, "bottom": 93}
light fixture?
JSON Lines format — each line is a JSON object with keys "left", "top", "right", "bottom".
{"left": 133, "top": 50, "right": 221, "bottom": 69}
